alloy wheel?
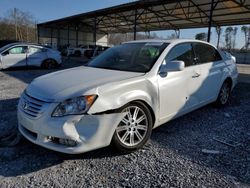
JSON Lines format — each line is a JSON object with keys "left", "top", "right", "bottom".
{"left": 220, "top": 82, "right": 230, "bottom": 105}
{"left": 116, "top": 106, "right": 148, "bottom": 147}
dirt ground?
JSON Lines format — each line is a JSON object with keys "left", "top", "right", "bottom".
{"left": 0, "top": 61, "right": 249, "bottom": 187}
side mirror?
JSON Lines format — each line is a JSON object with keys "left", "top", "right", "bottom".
{"left": 159, "top": 60, "right": 185, "bottom": 76}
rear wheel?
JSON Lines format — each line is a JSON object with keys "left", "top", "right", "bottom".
{"left": 74, "top": 50, "right": 81, "bottom": 57}
{"left": 112, "top": 101, "right": 153, "bottom": 153}
{"left": 42, "top": 59, "right": 58, "bottom": 69}
{"left": 215, "top": 81, "right": 231, "bottom": 107}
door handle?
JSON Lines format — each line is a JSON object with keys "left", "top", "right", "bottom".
{"left": 192, "top": 72, "right": 200, "bottom": 78}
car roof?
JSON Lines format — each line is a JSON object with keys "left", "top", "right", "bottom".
{"left": 0, "top": 42, "right": 50, "bottom": 52}
{"left": 9, "top": 42, "right": 46, "bottom": 47}
{"left": 124, "top": 39, "right": 215, "bottom": 48}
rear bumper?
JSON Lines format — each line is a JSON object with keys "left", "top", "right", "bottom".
{"left": 18, "top": 105, "right": 125, "bottom": 154}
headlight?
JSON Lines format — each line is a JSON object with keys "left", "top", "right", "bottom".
{"left": 52, "top": 95, "right": 97, "bottom": 117}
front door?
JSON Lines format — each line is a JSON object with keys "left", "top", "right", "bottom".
{"left": 1, "top": 45, "right": 27, "bottom": 68}
{"left": 157, "top": 43, "right": 201, "bottom": 121}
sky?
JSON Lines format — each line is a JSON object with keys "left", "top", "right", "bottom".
{"left": 0, "top": 0, "right": 248, "bottom": 48}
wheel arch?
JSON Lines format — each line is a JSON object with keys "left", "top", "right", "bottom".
{"left": 126, "top": 100, "right": 156, "bottom": 128}
{"left": 91, "top": 99, "right": 156, "bottom": 128}
{"left": 41, "top": 58, "right": 58, "bottom": 67}
{"left": 224, "top": 77, "right": 233, "bottom": 90}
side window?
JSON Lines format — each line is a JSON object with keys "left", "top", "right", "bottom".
{"left": 193, "top": 43, "right": 222, "bottom": 63}
{"left": 8, "top": 46, "right": 27, "bottom": 54}
{"left": 29, "top": 46, "right": 42, "bottom": 54}
{"left": 165, "top": 43, "right": 195, "bottom": 67}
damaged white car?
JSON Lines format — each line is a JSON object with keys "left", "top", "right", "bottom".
{"left": 18, "top": 39, "right": 238, "bottom": 154}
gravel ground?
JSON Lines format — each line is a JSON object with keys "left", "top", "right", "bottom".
{"left": 0, "top": 61, "right": 249, "bottom": 188}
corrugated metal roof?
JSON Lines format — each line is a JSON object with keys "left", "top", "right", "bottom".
{"left": 38, "top": 0, "right": 250, "bottom": 33}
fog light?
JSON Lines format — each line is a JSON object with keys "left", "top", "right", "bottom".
{"left": 59, "top": 138, "right": 77, "bottom": 147}
{"left": 49, "top": 136, "right": 78, "bottom": 147}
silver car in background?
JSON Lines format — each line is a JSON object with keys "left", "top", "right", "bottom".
{"left": 0, "top": 43, "right": 62, "bottom": 69}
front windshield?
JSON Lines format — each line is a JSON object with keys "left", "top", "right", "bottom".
{"left": 87, "top": 42, "right": 169, "bottom": 73}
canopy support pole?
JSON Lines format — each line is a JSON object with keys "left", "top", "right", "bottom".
{"left": 134, "top": 9, "right": 137, "bottom": 40}
{"left": 37, "top": 26, "right": 40, "bottom": 44}
{"left": 67, "top": 25, "right": 70, "bottom": 46}
{"left": 57, "top": 28, "right": 60, "bottom": 49}
{"left": 50, "top": 28, "right": 53, "bottom": 46}
{"left": 207, "top": 0, "right": 215, "bottom": 42}
{"left": 93, "top": 17, "right": 97, "bottom": 47}
{"left": 76, "top": 26, "right": 79, "bottom": 47}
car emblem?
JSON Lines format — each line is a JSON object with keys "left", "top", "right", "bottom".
{"left": 22, "top": 101, "right": 29, "bottom": 110}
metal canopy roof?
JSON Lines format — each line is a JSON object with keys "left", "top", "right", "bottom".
{"left": 38, "top": 0, "right": 250, "bottom": 34}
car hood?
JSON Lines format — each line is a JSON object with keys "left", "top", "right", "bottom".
{"left": 26, "top": 66, "right": 144, "bottom": 101}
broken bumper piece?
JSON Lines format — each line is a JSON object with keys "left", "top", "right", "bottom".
{"left": 18, "top": 107, "right": 125, "bottom": 154}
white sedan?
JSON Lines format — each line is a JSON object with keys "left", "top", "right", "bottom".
{"left": 17, "top": 39, "right": 238, "bottom": 154}
{"left": 0, "top": 43, "right": 62, "bottom": 69}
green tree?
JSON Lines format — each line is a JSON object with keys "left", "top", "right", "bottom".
{"left": 241, "top": 25, "right": 250, "bottom": 49}
{"left": 215, "top": 26, "right": 222, "bottom": 48}
{"left": 225, "top": 27, "right": 233, "bottom": 50}
{"left": 0, "top": 8, "right": 37, "bottom": 42}
{"left": 232, "top": 27, "right": 238, "bottom": 49}
{"left": 195, "top": 32, "right": 207, "bottom": 41}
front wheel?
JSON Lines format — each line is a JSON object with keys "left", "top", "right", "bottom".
{"left": 112, "top": 101, "right": 153, "bottom": 153}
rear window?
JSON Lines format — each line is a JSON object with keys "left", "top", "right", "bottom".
{"left": 29, "top": 46, "right": 43, "bottom": 53}
{"left": 193, "top": 43, "right": 222, "bottom": 63}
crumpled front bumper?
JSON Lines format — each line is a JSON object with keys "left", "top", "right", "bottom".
{"left": 18, "top": 104, "right": 125, "bottom": 154}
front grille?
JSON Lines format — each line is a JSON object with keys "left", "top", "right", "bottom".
{"left": 20, "top": 92, "right": 49, "bottom": 118}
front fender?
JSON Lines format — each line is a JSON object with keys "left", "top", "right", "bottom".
{"left": 88, "top": 79, "right": 158, "bottom": 118}
{"left": 88, "top": 90, "right": 154, "bottom": 113}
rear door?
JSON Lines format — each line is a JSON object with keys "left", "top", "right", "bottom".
{"left": 1, "top": 45, "right": 28, "bottom": 68}
{"left": 192, "top": 42, "right": 224, "bottom": 102}
{"left": 27, "top": 46, "right": 47, "bottom": 66}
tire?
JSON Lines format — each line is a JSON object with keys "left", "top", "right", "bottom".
{"left": 215, "top": 81, "right": 231, "bottom": 107}
{"left": 42, "top": 59, "right": 57, "bottom": 69}
{"left": 74, "top": 50, "right": 81, "bottom": 57}
{"left": 112, "top": 101, "right": 153, "bottom": 153}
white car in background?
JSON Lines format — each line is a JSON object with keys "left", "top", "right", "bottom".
{"left": 0, "top": 43, "right": 62, "bottom": 69}
{"left": 67, "top": 44, "right": 94, "bottom": 56}
{"left": 18, "top": 39, "right": 238, "bottom": 154}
